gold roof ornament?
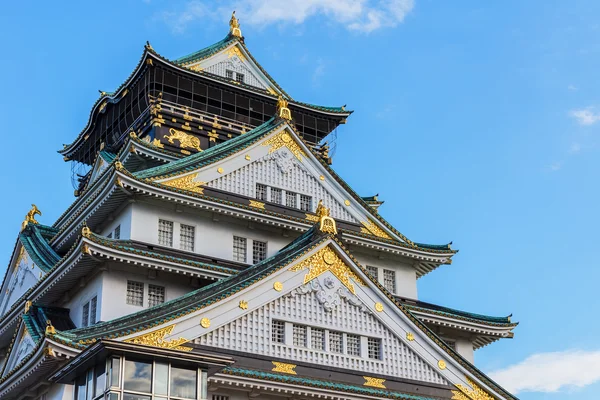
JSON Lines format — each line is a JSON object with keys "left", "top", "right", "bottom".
{"left": 229, "top": 11, "right": 242, "bottom": 38}
{"left": 277, "top": 95, "right": 292, "bottom": 120}
{"left": 21, "top": 204, "right": 41, "bottom": 231}
{"left": 45, "top": 320, "right": 56, "bottom": 336}
{"left": 315, "top": 200, "right": 337, "bottom": 234}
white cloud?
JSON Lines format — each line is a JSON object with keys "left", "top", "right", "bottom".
{"left": 312, "top": 58, "right": 326, "bottom": 84}
{"left": 570, "top": 107, "right": 600, "bottom": 126}
{"left": 489, "top": 350, "right": 600, "bottom": 394}
{"left": 569, "top": 142, "right": 581, "bottom": 154}
{"left": 548, "top": 162, "right": 562, "bottom": 171}
{"left": 568, "top": 84, "right": 578, "bottom": 91}
{"left": 157, "top": 0, "right": 414, "bottom": 34}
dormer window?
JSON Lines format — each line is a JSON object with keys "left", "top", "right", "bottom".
{"left": 226, "top": 70, "right": 234, "bottom": 79}
{"left": 236, "top": 73, "right": 245, "bottom": 83}
{"left": 226, "top": 69, "right": 245, "bottom": 84}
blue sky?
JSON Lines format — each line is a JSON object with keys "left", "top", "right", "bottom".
{"left": 1, "top": 1, "right": 599, "bottom": 398}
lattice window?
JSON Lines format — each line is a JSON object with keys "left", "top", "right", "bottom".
{"left": 148, "top": 284, "right": 165, "bottom": 307}
{"left": 272, "top": 320, "right": 285, "bottom": 343}
{"left": 347, "top": 334, "right": 361, "bottom": 356}
{"left": 366, "top": 266, "right": 378, "bottom": 280}
{"left": 368, "top": 337, "right": 381, "bottom": 359}
{"left": 329, "top": 331, "right": 343, "bottom": 353}
{"left": 226, "top": 70, "right": 234, "bottom": 80}
{"left": 271, "top": 187, "right": 282, "bottom": 204}
{"left": 286, "top": 191, "right": 297, "bottom": 208}
{"left": 233, "top": 236, "right": 247, "bottom": 262}
{"left": 236, "top": 73, "right": 245, "bottom": 83}
{"left": 311, "top": 327, "right": 325, "bottom": 350}
{"left": 82, "top": 302, "right": 90, "bottom": 327}
{"left": 300, "top": 194, "right": 312, "bottom": 212}
{"left": 114, "top": 225, "right": 120, "bottom": 240}
{"left": 158, "top": 219, "right": 173, "bottom": 247}
{"left": 293, "top": 324, "right": 307, "bottom": 347}
{"left": 90, "top": 296, "right": 97, "bottom": 325}
{"left": 253, "top": 240, "right": 267, "bottom": 264}
{"left": 126, "top": 281, "right": 144, "bottom": 306}
{"left": 180, "top": 224, "right": 195, "bottom": 251}
{"left": 256, "top": 183, "right": 267, "bottom": 201}
{"left": 383, "top": 269, "right": 396, "bottom": 293}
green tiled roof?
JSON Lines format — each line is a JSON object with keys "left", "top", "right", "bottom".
{"left": 174, "top": 35, "right": 237, "bottom": 66}
{"left": 99, "top": 150, "right": 116, "bottom": 163}
{"left": 222, "top": 367, "right": 437, "bottom": 400}
{"left": 23, "top": 305, "right": 74, "bottom": 342}
{"left": 19, "top": 224, "right": 61, "bottom": 273}
{"left": 403, "top": 300, "right": 515, "bottom": 326}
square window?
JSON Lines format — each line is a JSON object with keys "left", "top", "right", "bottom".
{"left": 383, "top": 269, "right": 396, "bottom": 293}
{"left": 311, "top": 327, "right": 325, "bottom": 350}
{"left": 300, "top": 194, "right": 312, "bottom": 211}
{"left": 90, "top": 296, "right": 97, "bottom": 325}
{"left": 347, "top": 334, "right": 361, "bottom": 356}
{"left": 180, "top": 224, "right": 195, "bottom": 251}
{"left": 233, "top": 236, "right": 247, "bottom": 262}
{"left": 271, "top": 187, "right": 282, "bottom": 204}
{"left": 272, "top": 320, "right": 285, "bottom": 343}
{"left": 256, "top": 183, "right": 268, "bottom": 201}
{"left": 293, "top": 324, "right": 307, "bottom": 347}
{"left": 114, "top": 225, "right": 121, "bottom": 240}
{"left": 226, "top": 70, "right": 234, "bottom": 79}
{"left": 368, "top": 337, "right": 381, "bottom": 359}
{"left": 148, "top": 284, "right": 165, "bottom": 307}
{"left": 366, "top": 266, "right": 378, "bottom": 280}
{"left": 253, "top": 240, "right": 267, "bottom": 264}
{"left": 329, "top": 331, "right": 343, "bottom": 353}
{"left": 126, "top": 281, "right": 144, "bottom": 306}
{"left": 285, "top": 191, "right": 297, "bottom": 208}
{"left": 236, "top": 73, "right": 245, "bottom": 83}
{"left": 158, "top": 219, "right": 173, "bottom": 247}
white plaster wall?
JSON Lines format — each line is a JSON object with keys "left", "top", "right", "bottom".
{"left": 0, "top": 250, "right": 44, "bottom": 317}
{"left": 64, "top": 274, "right": 103, "bottom": 328}
{"left": 130, "top": 201, "right": 292, "bottom": 262}
{"left": 354, "top": 252, "right": 418, "bottom": 299}
{"left": 100, "top": 203, "right": 133, "bottom": 239}
{"left": 45, "top": 383, "right": 73, "bottom": 400}
{"left": 455, "top": 338, "right": 475, "bottom": 364}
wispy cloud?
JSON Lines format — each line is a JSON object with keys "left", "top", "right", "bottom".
{"left": 489, "top": 350, "right": 600, "bottom": 394}
{"left": 312, "top": 58, "right": 326, "bottom": 84}
{"left": 569, "top": 142, "right": 581, "bottom": 154}
{"left": 155, "top": 0, "right": 414, "bottom": 34}
{"left": 548, "top": 162, "right": 562, "bottom": 172}
{"left": 570, "top": 107, "right": 600, "bottom": 126}
{"left": 568, "top": 84, "right": 578, "bottom": 91}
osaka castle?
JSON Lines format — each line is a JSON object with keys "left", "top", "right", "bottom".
{"left": 0, "top": 13, "right": 518, "bottom": 400}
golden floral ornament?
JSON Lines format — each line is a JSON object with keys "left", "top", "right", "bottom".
{"left": 438, "top": 359, "right": 447, "bottom": 370}
{"left": 239, "top": 300, "right": 248, "bottom": 310}
{"left": 159, "top": 173, "right": 206, "bottom": 195}
{"left": 262, "top": 129, "right": 306, "bottom": 161}
{"left": 200, "top": 318, "right": 211, "bottom": 328}
{"left": 363, "top": 376, "right": 386, "bottom": 389}
{"left": 249, "top": 200, "right": 265, "bottom": 209}
{"left": 21, "top": 204, "right": 41, "bottom": 231}
{"left": 451, "top": 377, "right": 496, "bottom": 400}
{"left": 124, "top": 324, "right": 192, "bottom": 351}
{"left": 152, "top": 138, "right": 164, "bottom": 148}
{"left": 273, "top": 281, "right": 283, "bottom": 292}
{"left": 374, "top": 302, "right": 384, "bottom": 312}
{"left": 360, "top": 220, "right": 392, "bottom": 240}
{"left": 406, "top": 332, "right": 415, "bottom": 341}
{"left": 289, "top": 246, "right": 365, "bottom": 295}
{"left": 272, "top": 361, "right": 297, "bottom": 375}
{"left": 245, "top": 154, "right": 251, "bottom": 161}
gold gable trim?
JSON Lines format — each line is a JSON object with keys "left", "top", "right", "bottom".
{"left": 452, "top": 377, "right": 496, "bottom": 400}
{"left": 159, "top": 173, "right": 205, "bottom": 194}
{"left": 124, "top": 324, "right": 192, "bottom": 352}
{"left": 262, "top": 130, "right": 305, "bottom": 161}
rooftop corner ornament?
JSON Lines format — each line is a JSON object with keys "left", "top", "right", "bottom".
{"left": 21, "top": 204, "right": 41, "bottom": 231}
{"left": 316, "top": 200, "right": 337, "bottom": 234}
{"left": 277, "top": 95, "right": 292, "bottom": 120}
{"left": 229, "top": 11, "right": 242, "bottom": 38}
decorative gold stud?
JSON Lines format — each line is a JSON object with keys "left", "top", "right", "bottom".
{"left": 344, "top": 200, "right": 350, "bottom": 206}
{"left": 217, "top": 167, "right": 224, "bottom": 174}
{"left": 406, "top": 332, "right": 415, "bottom": 341}
{"left": 319, "top": 175, "right": 325, "bottom": 181}
{"left": 438, "top": 360, "right": 447, "bottom": 370}
{"left": 245, "top": 155, "right": 251, "bottom": 161}
{"left": 374, "top": 302, "right": 384, "bottom": 312}
{"left": 239, "top": 300, "right": 248, "bottom": 310}
{"left": 273, "top": 282, "right": 283, "bottom": 292}
{"left": 200, "top": 318, "right": 211, "bottom": 328}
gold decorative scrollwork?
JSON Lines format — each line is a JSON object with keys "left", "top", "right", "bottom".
{"left": 363, "top": 376, "right": 386, "bottom": 388}
{"left": 21, "top": 204, "right": 41, "bottom": 231}
{"left": 360, "top": 220, "right": 392, "bottom": 240}
{"left": 159, "top": 173, "right": 205, "bottom": 195}
{"left": 272, "top": 361, "right": 297, "bottom": 375}
{"left": 164, "top": 128, "right": 202, "bottom": 152}
{"left": 152, "top": 138, "right": 164, "bottom": 148}
{"left": 262, "top": 129, "right": 305, "bottom": 161}
{"left": 124, "top": 324, "right": 192, "bottom": 351}
{"left": 249, "top": 200, "right": 265, "bottom": 209}
{"left": 289, "top": 246, "right": 365, "bottom": 294}
{"left": 227, "top": 46, "right": 246, "bottom": 62}
{"left": 451, "top": 377, "right": 496, "bottom": 400}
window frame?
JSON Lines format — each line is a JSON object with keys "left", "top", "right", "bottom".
{"left": 252, "top": 240, "right": 268, "bottom": 264}
{"left": 126, "top": 280, "right": 144, "bottom": 307}
{"left": 179, "top": 223, "right": 196, "bottom": 252}
{"left": 158, "top": 219, "right": 174, "bottom": 247}
{"left": 148, "top": 284, "right": 166, "bottom": 308}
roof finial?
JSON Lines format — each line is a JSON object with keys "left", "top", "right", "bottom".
{"left": 277, "top": 95, "right": 292, "bottom": 120}
{"left": 229, "top": 11, "right": 242, "bottom": 38}
{"left": 45, "top": 319, "right": 56, "bottom": 335}
{"left": 21, "top": 204, "right": 41, "bottom": 231}
{"left": 315, "top": 200, "right": 337, "bottom": 234}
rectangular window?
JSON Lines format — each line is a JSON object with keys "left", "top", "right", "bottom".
{"left": 270, "top": 187, "right": 282, "bottom": 204}
{"left": 90, "top": 296, "right": 97, "bottom": 325}
{"left": 213, "top": 396, "right": 230, "bottom": 400}
{"left": 148, "top": 284, "right": 165, "bottom": 307}
{"left": 329, "top": 331, "right": 343, "bottom": 353}
{"left": 126, "top": 281, "right": 144, "bottom": 306}
{"left": 82, "top": 302, "right": 90, "bottom": 328}
{"left": 311, "top": 327, "right": 325, "bottom": 350}
{"left": 226, "top": 70, "right": 233, "bottom": 79}
{"left": 293, "top": 324, "right": 307, "bottom": 347}
{"left": 123, "top": 359, "right": 152, "bottom": 393}
{"left": 383, "top": 269, "right": 396, "bottom": 293}
{"left": 347, "top": 334, "right": 361, "bottom": 356}
{"left": 170, "top": 366, "right": 197, "bottom": 399}
{"left": 256, "top": 183, "right": 267, "bottom": 201}
{"left": 180, "top": 224, "right": 195, "bottom": 251}
{"left": 253, "top": 240, "right": 267, "bottom": 264}
{"left": 158, "top": 219, "right": 173, "bottom": 247}
{"left": 114, "top": 225, "right": 121, "bottom": 240}
{"left": 235, "top": 73, "right": 245, "bottom": 83}
{"left": 366, "top": 266, "right": 379, "bottom": 280}
{"left": 299, "top": 194, "right": 312, "bottom": 211}
{"left": 233, "top": 236, "right": 247, "bottom": 262}
{"left": 272, "top": 320, "right": 285, "bottom": 343}
{"left": 368, "top": 337, "right": 381, "bottom": 359}
{"left": 285, "top": 191, "right": 297, "bottom": 208}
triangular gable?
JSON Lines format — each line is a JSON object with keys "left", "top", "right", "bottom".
{"left": 0, "top": 245, "right": 44, "bottom": 318}
{"left": 1, "top": 322, "right": 37, "bottom": 378}
{"left": 148, "top": 119, "right": 408, "bottom": 243}
{"left": 87, "top": 150, "right": 115, "bottom": 188}
{"left": 97, "top": 231, "right": 512, "bottom": 399}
